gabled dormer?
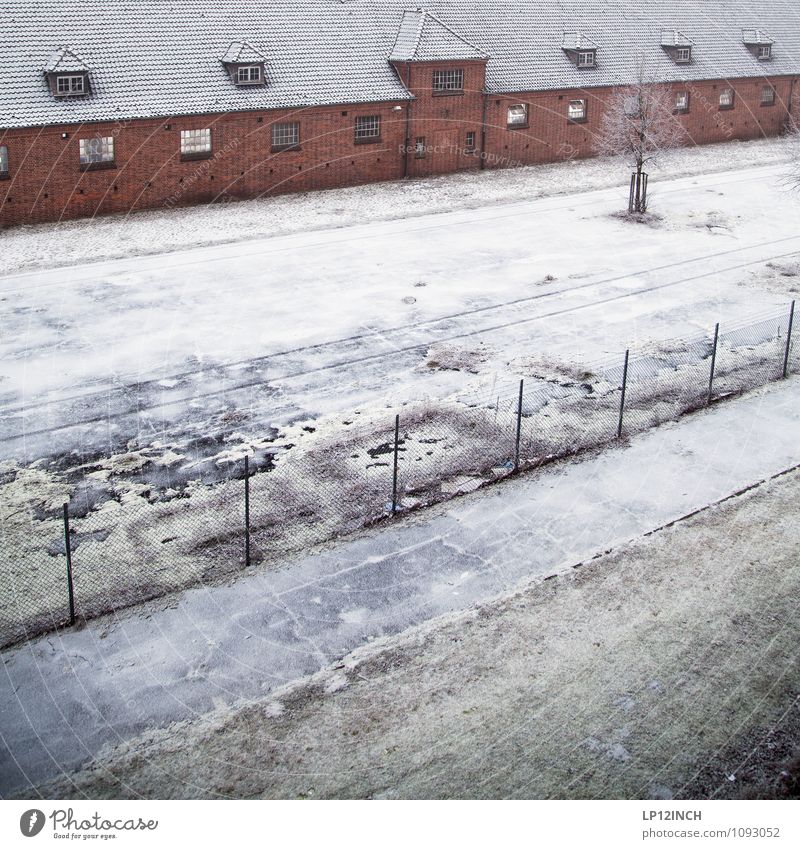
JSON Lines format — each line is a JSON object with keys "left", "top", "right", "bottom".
{"left": 222, "top": 41, "right": 267, "bottom": 86}
{"left": 660, "top": 30, "right": 694, "bottom": 64}
{"left": 562, "top": 33, "right": 598, "bottom": 69}
{"left": 45, "top": 47, "right": 91, "bottom": 98}
{"left": 389, "top": 9, "right": 488, "bottom": 64}
{"left": 742, "top": 29, "right": 774, "bottom": 61}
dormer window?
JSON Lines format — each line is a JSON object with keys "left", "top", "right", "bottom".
{"left": 742, "top": 30, "right": 774, "bottom": 61}
{"left": 562, "top": 33, "right": 599, "bottom": 69}
{"left": 236, "top": 65, "right": 262, "bottom": 85}
{"left": 222, "top": 41, "right": 267, "bottom": 87}
{"left": 661, "top": 30, "right": 694, "bottom": 64}
{"left": 45, "top": 47, "right": 91, "bottom": 98}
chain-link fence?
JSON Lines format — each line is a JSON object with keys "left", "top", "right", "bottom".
{"left": 0, "top": 301, "right": 796, "bottom": 649}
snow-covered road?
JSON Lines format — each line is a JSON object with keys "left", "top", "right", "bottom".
{"left": 2, "top": 375, "right": 798, "bottom": 796}
{"left": 1, "top": 163, "right": 799, "bottom": 471}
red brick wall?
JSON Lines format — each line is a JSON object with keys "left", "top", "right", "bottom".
{"left": 393, "top": 60, "right": 486, "bottom": 178}
{"left": 0, "top": 75, "right": 796, "bottom": 227}
{"left": 0, "top": 101, "right": 409, "bottom": 227}
{"left": 484, "top": 77, "right": 797, "bottom": 168}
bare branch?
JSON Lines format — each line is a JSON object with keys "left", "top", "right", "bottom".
{"left": 593, "top": 61, "right": 689, "bottom": 174}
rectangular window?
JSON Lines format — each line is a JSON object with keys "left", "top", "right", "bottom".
{"left": 354, "top": 115, "right": 381, "bottom": 142}
{"left": 432, "top": 69, "right": 464, "bottom": 93}
{"left": 623, "top": 95, "right": 640, "bottom": 117}
{"left": 56, "top": 75, "right": 85, "bottom": 95}
{"left": 180, "top": 128, "right": 212, "bottom": 158}
{"left": 79, "top": 136, "right": 114, "bottom": 168}
{"left": 0, "top": 145, "right": 8, "bottom": 177}
{"left": 761, "top": 85, "right": 775, "bottom": 105}
{"left": 271, "top": 122, "right": 300, "bottom": 151}
{"left": 236, "top": 65, "right": 262, "bottom": 84}
{"left": 577, "top": 51, "right": 596, "bottom": 68}
{"left": 465, "top": 131, "right": 476, "bottom": 151}
{"left": 676, "top": 47, "right": 692, "bottom": 63}
{"left": 758, "top": 44, "right": 772, "bottom": 60}
{"left": 719, "top": 89, "right": 734, "bottom": 109}
{"left": 414, "top": 137, "right": 426, "bottom": 158}
{"left": 507, "top": 104, "right": 528, "bottom": 127}
{"left": 568, "top": 99, "right": 587, "bottom": 122}
{"left": 675, "top": 91, "right": 690, "bottom": 112}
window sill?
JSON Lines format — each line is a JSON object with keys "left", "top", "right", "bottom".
{"left": 507, "top": 123, "right": 529, "bottom": 130}
{"left": 271, "top": 145, "right": 302, "bottom": 153}
{"left": 79, "top": 161, "right": 116, "bottom": 172}
{"left": 719, "top": 104, "right": 735, "bottom": 111}
{"left": 0, "top": 172, "right": 9, "bottom": 181}
{"left": 673, "top": 108, "right": 690, "bottom": 115}
{"left": 760, "top": 101, "right": 776, "bottom": 108}
{"left": 354, "top": 137, "right": 382, "bottom": 145}
{"left": 432, "top": 90, "right": 465, "bottom": 97}
{"left": 568, "top": 118, "right": 588, "bottom": 125}
{"left": 181, "top": 151, "right": 213, "bottom": 162}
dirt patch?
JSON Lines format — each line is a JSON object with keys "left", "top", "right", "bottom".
{"left": 35, "top": 467, "right": 800, "bottom": 800}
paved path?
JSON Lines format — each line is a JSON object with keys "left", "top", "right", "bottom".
{"left": 1, "top": 378, "right": 799, "bottom": 795}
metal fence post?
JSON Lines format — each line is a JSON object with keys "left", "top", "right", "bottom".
{"left": 244, "top": 455, "right": 251, "bottom": 568}
{"left": 62, "top": 503, "right": 75, "bottom": 627}
{"left": 783, "top": 300, "right": 795, "bottom": 379}
{"left": 616, "top": 349, "right": 629, "bottom": 439}
{"left": 514, "top": 379, "right": 524, "bottom": 472}
{"left": 391, "top": 414, "right": 400, "bottom": 514}
{"left": 707, "top": 322, "right": 720, "bottom": 405}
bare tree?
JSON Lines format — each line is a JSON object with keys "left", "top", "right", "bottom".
{"left": 594, "top": 63, "right": 688, "bottom": 214}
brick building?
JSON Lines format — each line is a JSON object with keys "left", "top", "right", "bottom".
{"left": 1, "top": 0, "right": 798, "bottom": 227}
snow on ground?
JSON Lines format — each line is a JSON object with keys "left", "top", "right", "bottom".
{"left": 1, "top": 152, "right": 799, "bottom": 481}
{"left": 34, "top": 465, "right": 800, "bottom": 799}
{"left": 1, "top": 375, "right": 799, "bottom": 795}
{"left": 0, "top": 137, "right": 795, "bottom": 276}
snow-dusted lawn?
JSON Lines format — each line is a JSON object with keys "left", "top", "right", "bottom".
{"left": 1, "top": 136, "right": 795, "bottom": 276}
{"left": 1, "top": 141, "right": 799, "bottom": 475}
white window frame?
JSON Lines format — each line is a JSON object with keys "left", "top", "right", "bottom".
{"left": 465, "top": 131, "right": 476, "bottom": 150}
{"left": 354, "top": 115, "right": 381, "bottom": 141}
{"left": 0, "top": 145, "right": 8, "bottom": 175}
{"left": 432, "top": 69, "right": 464, "bottom": 93}
{"left": 271, "top": 122, "right": 300, "bottom": 149}
{"left": 180, "top": 128, "right": 212, "bottom": 157}
{"left": 676, "top": 47, "right": 692, "bottom": 63}
{"left": 236, "top": 65, "right": 262, "bottom": 84}
{"left": 568, "top": 98, "right": 587, "bottom": 121}
{"left": 675, "top": 91, "right": 689, "bottom": 112}
{"left": 577, "top": 51, "right": 596, "bottom": 68}
{"left": 761, "top": 85, "right": 775, "bottom": 105}
{"left": 56, "top": 75, "right": 85, "bottom": 96}
{"left": 79, "top": 136, "right": 114, "bottom": 166}
{"left": 757, "top": 44, "right": 772, "bottom": 60}
{"left": 507, "top": 104, "right": 528, "bottom": 126}
{"left": 719, "top": 88, "right": 734, "bottom": 108}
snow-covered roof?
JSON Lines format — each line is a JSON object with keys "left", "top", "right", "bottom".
{"left": 44, "top": 47, "right": 90, "bottom": 75}
{"left": 221, "top": 42, "right": 267, "bottom": 65}
{"left": 741, "top": 29, "right": 774, "bottom": 46}
{"left": 660, "top": 30, "right": 694, "bottom": 48}
{"left": 562, "top": 33, "right": 599, "bottom": 51}
{"left": 390, "top": 9, "right": 489, "bottom": 62}
{"left": 2, "top": 1, "right": 799, "bottom": 130}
